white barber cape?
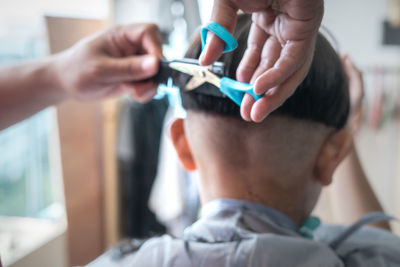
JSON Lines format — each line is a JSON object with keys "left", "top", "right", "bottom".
{"left": 88, "top": 199, "right": 400, "bottom": 267}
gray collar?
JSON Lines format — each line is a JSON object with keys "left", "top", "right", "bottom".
{"left": 201, "top": 199, "right": 299, "bottom": 232}
{"left": 184, "top": 198, "right": 301, "bottom": 243}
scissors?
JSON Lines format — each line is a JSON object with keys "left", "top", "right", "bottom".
{"left": 153, "top": 58, "right": 262, "bottom": 106}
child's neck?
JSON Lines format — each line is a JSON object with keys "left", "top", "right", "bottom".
{"left": 197, "top": 166, "right": 319, "bottom": 226}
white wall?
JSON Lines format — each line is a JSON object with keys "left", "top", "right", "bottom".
{"left": 323, "top": 0, "right": 400, "bottom": 67}
{"left": 0, "top": 0, "right": 109, "bottom": 49}
{"left": 0, "top": 0, "right": 108, "bottom": 25}
{"left": 113, "top": 0, "right": 156, "bottom": 24}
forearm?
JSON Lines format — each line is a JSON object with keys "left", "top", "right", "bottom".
{"left": 0, "top": 24, "right": 163, "bottom": 130}
{"left": 329, "top": 144, "right": 391, "bottom": 230}
{"left": 0, "top": 56, "right": 66, "bottom": 130}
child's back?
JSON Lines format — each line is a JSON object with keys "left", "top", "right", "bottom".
{"left": 88, "top": 14, "right": 400, "bottom": 267}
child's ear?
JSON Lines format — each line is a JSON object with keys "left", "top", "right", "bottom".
{"left": 314, "top": 129, "right": 352, "bottom": 186}
{"left": 169, "top": 118, "right": 196, "bottom": 171}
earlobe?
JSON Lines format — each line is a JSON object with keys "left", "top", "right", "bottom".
{"left": 314, "top": 129, "right": 352, "bottom": 186}
{"left": 169, "top": 118, "right": 197, "bottom": 171}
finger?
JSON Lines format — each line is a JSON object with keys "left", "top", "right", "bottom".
{"left": 123, "top": 81, "right": 158, "bottom": 103}
{"left": 199, "top": 0, "right": 238, "bottom": 66}
{"left": 250, "top": 35, "right": 282, "bottom": 84}
{"left": 250, "top": 87, "right": 286, "bottom": 123}
{"left": 111, "top": 26, "right": 138, "bottom": 57}
{"left": 250, "top": 50, "right": 313, "bottom": 122}
{"left": 253, "top": 38, "right": 314, "bottom": 95}
{"left": 140, "top": 24, "right": 163, "bottom": 57}
{"left": 236, "top": 22, "right": 268, "bottom": 83}
{"left": 124, "top": 23, "right": 163, "bottom": 57}
{"left": 251, "top": 76, "right": 300, "bottom": 122}
{"left": 240, "top": 93, "right": 256, "bottom": 121}
{"left": 250, "top": 11, "right": 276, "bottom": 38}
{"left": 101, "top": 85, "right": 126, "bottom": 99}
{"left": 99, "top": 54, "right": 159, "bottom": 83}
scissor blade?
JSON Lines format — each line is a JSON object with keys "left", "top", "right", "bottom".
{"left": 185, "top": 77, "right": 206, "bottom": 91}
{"left": 152, "top": 58, "right": 226, "bottom": 98}
{"left": 169, "top": 62, "right": 203, "bottom": 76}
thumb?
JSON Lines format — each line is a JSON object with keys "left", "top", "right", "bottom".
{"left": 100, "top": 54, "right": 159, "bottom": 83}
{"left": 199, "top": 0, "right": 238, "bottom": 66}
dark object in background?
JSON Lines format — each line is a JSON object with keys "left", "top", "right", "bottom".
{"left": 383, "top": 20, "right": 400, "bottom": 45}
{"left": 117, "top": 97, "right": 169, "bottom": 238}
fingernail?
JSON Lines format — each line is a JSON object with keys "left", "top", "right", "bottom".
{"left": 142, "top": 56, "right": 157, "bottom": 72}
{"left": 254, "top": 113, "right": 268, "bottom": 123}
{"left": 199, "top": 46, "right": 207, "bottom": 65}
{"left": 260, "top": 113, "right": 269, "bottom": 122}
{"left": 252, "top": 107, "right": 271, "bottom": 123}
{"left": 242, "top": 116, "right": 251, "bottom": 122}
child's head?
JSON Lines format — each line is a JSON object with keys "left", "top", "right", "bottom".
{"left": 169, "top": 15, "right": 351, "bottom": 224}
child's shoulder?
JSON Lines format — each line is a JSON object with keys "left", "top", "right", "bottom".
{"left": 316, "top": 223, "right": 400, "bottom": 266}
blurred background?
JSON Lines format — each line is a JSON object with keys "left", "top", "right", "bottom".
{"left": 0, "top": 0, "right": 400, "bottom": 266}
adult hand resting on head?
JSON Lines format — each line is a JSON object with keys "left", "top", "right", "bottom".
{"left": 199, "top": 0, "right": 324, "bottom": 122}
{"left": 0, "top": 23, "right": 162, "bottom": 130}
{"left": 341, "top": 55, "right": 364, "bottom": 135}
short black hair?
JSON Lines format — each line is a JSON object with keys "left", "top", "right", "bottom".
{"left": 177, "top": 15, "right": 349, "bottom": 130}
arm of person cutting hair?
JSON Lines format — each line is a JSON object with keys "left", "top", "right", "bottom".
{"left": 0, "top": 23, "right": 162, "bottom": 130}
{"left": 329, "top": 57, "right": 391, "bottom": 231}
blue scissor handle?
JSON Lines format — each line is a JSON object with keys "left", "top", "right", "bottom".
{"left": 201, "top": 22, "right": 238, "bottom": 53}
{"left": 220, "top": 77, "right": 262, "bottom": 106}
{"left": 200, "top": 22, "right": 261, "bottom": 106}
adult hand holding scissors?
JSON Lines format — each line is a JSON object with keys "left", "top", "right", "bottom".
{"left": 200, "top": 0, "right": 324, "bottom": 122}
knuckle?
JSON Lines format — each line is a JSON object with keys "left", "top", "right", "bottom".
{"left": 126, "top": 61, "right": 136, "bottom": 76}
{"left": 87, "top": 60, "right": 103, "bottom": 78}
{"left": 147, "top": 23, "right": 158, "bottom": 31}
{"left": 246, "top": 43, "right": 262, "bottom": 53}
{"left": 259, "top": 57, "right": 272, "bottom": 69}
{"left": 237, "top": 63, "right": 254, "bottom": 77}
{"left": 142, "top": 23, "right": 159, "bottom": 33}
{"left": 147, "top": 23, "right": 161, "bottom": 36}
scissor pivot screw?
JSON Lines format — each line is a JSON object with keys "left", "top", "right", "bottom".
{"left": 198, "top": 70, "right": 206, "bottom": 78}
